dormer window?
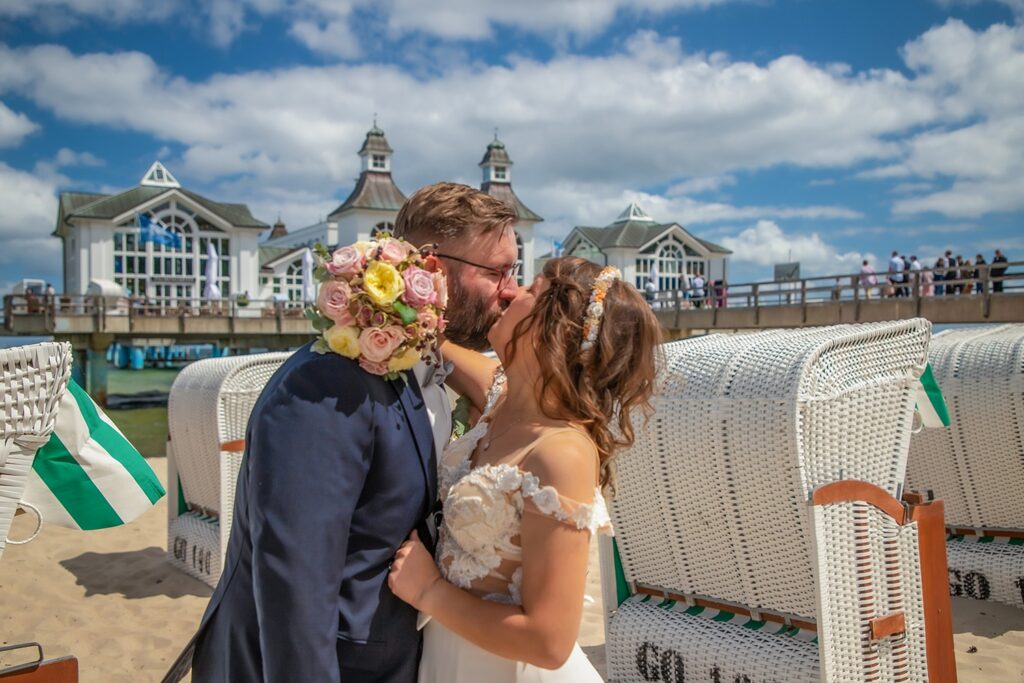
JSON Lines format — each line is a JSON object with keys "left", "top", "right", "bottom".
{"left": 372, "top": 154, "right": 386, "bottom": 170}
{"left": 494, "top": 166, "right": 507, "bottom": 180}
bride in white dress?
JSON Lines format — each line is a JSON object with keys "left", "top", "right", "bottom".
{"left": 388, "top": 256, "right": 662, "bottom": 682}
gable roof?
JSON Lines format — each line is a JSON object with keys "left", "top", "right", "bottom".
{"left": 259, "top": 246, "right": 305, "bottom": 270}
{"left": 58, "top": 186, "right": 268, "bottom": 229}
{"left": 571, "top": 221, "right": 731, "bottom": 254}
{"left": 328, "top": 170, "right": 407, "bottom": 217}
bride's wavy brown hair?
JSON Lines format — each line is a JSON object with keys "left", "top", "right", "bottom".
{"left": 503, "top": 256, "right": 662, "bottom": 492}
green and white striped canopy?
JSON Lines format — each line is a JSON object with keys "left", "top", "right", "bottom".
{"left": 21, "top": 378, "right": 164, "bottom": 530}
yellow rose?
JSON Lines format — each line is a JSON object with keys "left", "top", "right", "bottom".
{"left": 324, "top": 325, "right": 361, "bottom": 358}
{"left": 388, "top": 346, "right": 422, "bottom": 373}
{"left": 353, "top": 240, "right": 373, "bottom": 255}
{"left": 363, "top": 261, "right": 405, "bottom": 308}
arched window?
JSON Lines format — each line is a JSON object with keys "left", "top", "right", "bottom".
{"left": 635, "top": 234, "right": 703, "bottom": 291}
{"left": 113, "top": 199, "right": 231, "bottom": 306}
{"left": 657, "top": 243, "right": 684, "bottom": 292}
{"left": 373, "top": 221, "right": 394, "bottom": 238}
{"left": 284, "top": 260, "right": 304, "bottom": 304}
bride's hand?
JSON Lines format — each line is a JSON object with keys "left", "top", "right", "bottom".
{"left": 388, "top": 530, "right": 444, "bottom": 611}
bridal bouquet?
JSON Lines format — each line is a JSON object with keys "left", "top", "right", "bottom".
{"left": 306, "top": 235, "right": 447, "bottom": 379}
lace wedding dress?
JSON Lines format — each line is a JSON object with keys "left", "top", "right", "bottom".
{"left": 418, "top": 371, "right": 610, "bottom": 682}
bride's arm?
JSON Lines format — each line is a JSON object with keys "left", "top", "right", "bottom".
{"left": 440, "top": 340, "right": 500, "bottom": 414}
{"left": 389, "top": 434, "right": 596, "bottom": 669}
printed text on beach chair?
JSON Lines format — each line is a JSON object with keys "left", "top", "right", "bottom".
{"left": 906, "top": 324, "right": 1024, "bottom": 610}
{"left": 166, "top": 352, "right": 292, "bottom": 587}
{"left": 0, "top": 343, "right": 71, "bottom": 560}
{"left": 599, "top": 321, "right": 956, "bottom": 682}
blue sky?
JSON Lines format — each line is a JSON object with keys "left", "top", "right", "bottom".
{"left": 1, "top": 0, "right": 1022, "bottom": 292}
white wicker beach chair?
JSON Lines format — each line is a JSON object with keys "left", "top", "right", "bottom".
{"left": 0, "top": 342, "right": 72, "bottom": 560}
{"left": 600, "top": 320, "right": 956, "bottom": 683}
{"left": 906, "top": 324, "right": 1024, "bottom": 610}
{"left": 166, "top": 352, "right": 292, "bottom": 587}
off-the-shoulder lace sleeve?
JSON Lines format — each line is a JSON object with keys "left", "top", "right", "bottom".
{"left": 519, "top": 472, "right": 612, "bottom": 535}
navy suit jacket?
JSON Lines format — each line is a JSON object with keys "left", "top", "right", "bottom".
{"left": 190, "top": 344, "right": 438, "bottom": 682}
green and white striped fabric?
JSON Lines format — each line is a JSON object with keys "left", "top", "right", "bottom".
{"left": 21, "top": 378, "right": 165, "bottom": 530}
{"left": 916, "top": 363, "right": 950, "bottom": 429}
{"left": 633, "top": 594, "right": 819, "bottom": 643}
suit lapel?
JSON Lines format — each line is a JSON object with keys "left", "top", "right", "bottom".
{"left": 389, "top": 372, "right": 437, "bottom": 501}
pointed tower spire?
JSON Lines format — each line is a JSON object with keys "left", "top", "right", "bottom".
{"left": 359, "top": 118, "right": 394, "bottom": 173}
{"left": 479, "top": 136, "right": 542, "bottom": 223}
{"left": 328, "top": 120, "right": 406, "bottom": 220}
{"left": 479, "top": 133, "right": 511, "bottom": 185}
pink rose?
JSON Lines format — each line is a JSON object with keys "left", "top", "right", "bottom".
{"left": 356, "top": 304, "right": 375, "bottom": 327}
{"left": 358, "top": 325, "right": 406, "bottom": 363}
{"left": 317, "top": 280, "right": 354, "bottom": 325}
{"left": 418, "top": 308, "right": 439, "bottom": 333}
{"left": 402, "top": 267, "right": 437, "bottom": 309}
{"left": 432, "top": 271, "right": 448, "bottom": 309}
{"left": 358, "top": 357, "right": 390, "bottom": 375}
{"left": 326, "top": 246, "right": 364, "bottom": 278}
{"left": 378, "top": 239, "right": 414, "bottom": 266}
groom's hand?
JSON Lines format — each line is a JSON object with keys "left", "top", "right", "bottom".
{"left": 388, "top": 530, "right": 444, "bottom": 611}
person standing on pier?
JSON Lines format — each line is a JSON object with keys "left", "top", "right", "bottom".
{"left": 859, "top": 260, "right": 877, "bottom": 299}
{"left": 992, "top": 249, "right": 1008, "bottom": 293}
{"left": 888, "top": 251, "right": 905, "bottom": 298}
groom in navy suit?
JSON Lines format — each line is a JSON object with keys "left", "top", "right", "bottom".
{"left": 166, "top": 183, "right": 520, "bottom": 682}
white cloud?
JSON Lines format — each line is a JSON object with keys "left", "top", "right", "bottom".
{"left": 0, "top": 101, "right": 39, "bottom": 147}
{"left": 892, "top": 117, "right": 1024, "bottom": 216}
{"left": 289, "top": 20, "right": 362, "bottom": 59}
{"left": 0, "top": 33, "right": 940, "bottom": 209}
{"left": 667, "top": 174, "right": 736, "bottom": 195}
{"left": 0, "top": 162, "right": 64, "bottom": 286}
{"left": 0, "top": 0, "right": 743, "bottom": 50}
{"left": 719, "top": 220, "right": 873, "bottom": 276}
{"left": 54, "top": 148, "right": 103, "bottom": 167}
{"left": 0, "top": 0, "right": 175, "bottom": 32}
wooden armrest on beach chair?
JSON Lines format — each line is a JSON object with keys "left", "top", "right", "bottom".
{"left": 601, "top": 321, "right": 957, "bottom": 682}
{"left": 0, "top": 644, "right": 78, "bottom": 682}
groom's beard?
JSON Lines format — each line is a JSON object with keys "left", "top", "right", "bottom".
{"left": 444, "top": 277, "right": 501, "bottom": 352}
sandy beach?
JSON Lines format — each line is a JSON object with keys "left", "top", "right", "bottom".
{"left": 2, "top": 457, "right": 1023, "bottom": 681}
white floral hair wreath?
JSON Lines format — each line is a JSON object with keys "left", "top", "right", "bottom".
{"left": 580, "top": 266, "right": 622, "bottom": 352}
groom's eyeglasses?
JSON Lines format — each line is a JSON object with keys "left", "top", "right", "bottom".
{"left": 435, "top": 253, "right": 521, "bottom": 289}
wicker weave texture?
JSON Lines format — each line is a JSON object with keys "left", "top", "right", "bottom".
{"left": 166, "top": 351, "right": 292, "bottom": 585}
{"left": 607, "top": 596, "right": 821, "bottom": 683}
{"left": 168, "top": 511, "right": 221, "bottom": 586}
{"left": 811, "top": 501, "right": 928, "bottom": 683}
{"left": 906, "top": 324, "right": 1024, "bottom": 530}
{"left": 0, "top": 342, "right": 72, "bottom": 559}
{"left": 611, "top": 321, "right": 931, "bottom": 621}
{"left": 167, "top": 352, "right": 292, "bottom": 516}
{"left": 946, "top": 537, "right": 1024, "bottom": 608}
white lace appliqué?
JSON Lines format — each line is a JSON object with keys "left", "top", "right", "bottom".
{"left": 435, "top": 368, "right": 612, "bottom": 604}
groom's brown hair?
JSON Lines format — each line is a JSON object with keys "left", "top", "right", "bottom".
{"left": 393, "top": 182, "right": 517, "bottom": 247}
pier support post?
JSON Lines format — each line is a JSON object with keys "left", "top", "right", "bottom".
{"left": 75, "top": 333, "right": 115, "bottom": 406}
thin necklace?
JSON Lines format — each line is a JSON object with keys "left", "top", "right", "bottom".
{"left": 480, "top": 412, "right": 544, "bottom": 451}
